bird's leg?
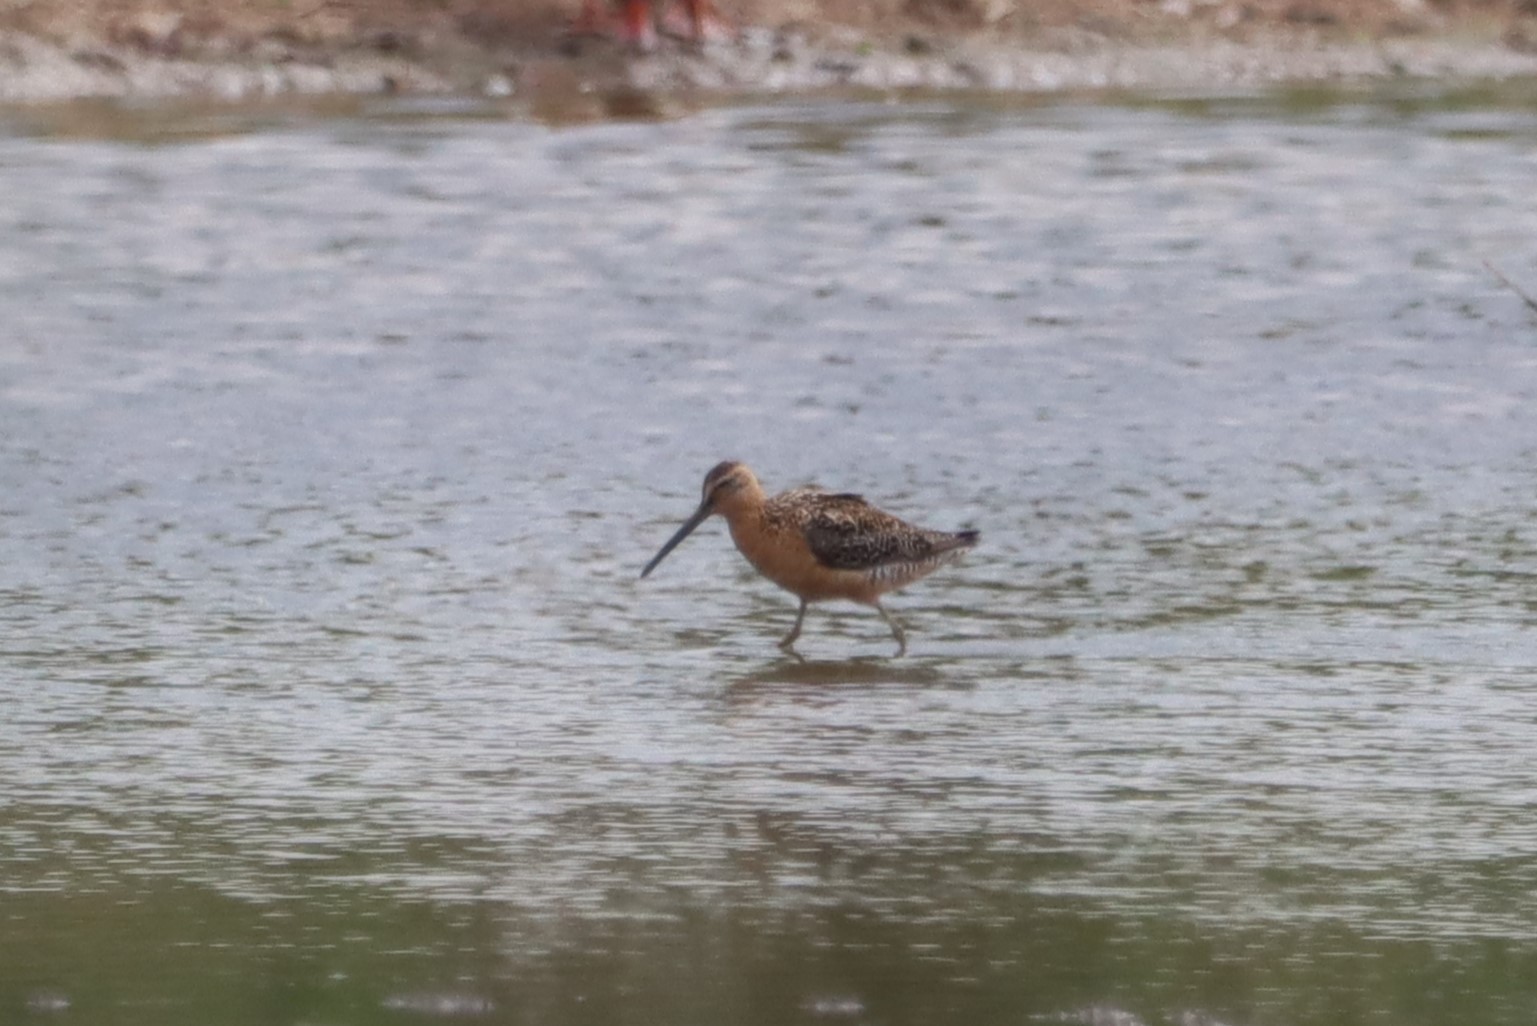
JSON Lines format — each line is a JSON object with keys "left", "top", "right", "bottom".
{"left": 663, "top": 0, "right": 735, "bottom": 42}
{"left": 569, "top": 0, "right": 609, "bottom": 33}
{"left": 875, "top": 602, "right": 907, "bottom": 658}
{"left": 779, "top": 599, "right": 808, "bottom": 659}
{"left": 620, "top": 0, "right": 658, "bottom": 49}
{"left": 570, "top": 0, "right": 657, "bottom": 49}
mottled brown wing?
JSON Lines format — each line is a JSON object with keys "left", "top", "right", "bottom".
{"left": 802, "top": 494, "right": 937, "bottom": 571}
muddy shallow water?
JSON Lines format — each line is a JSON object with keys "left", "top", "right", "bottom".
{"left": 2, "top": 88, "right": 1537, "bottom": 1025}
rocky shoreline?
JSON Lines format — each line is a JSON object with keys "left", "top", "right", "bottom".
{"left": 2, "top": 1, "right": 1537, "bottom": 110}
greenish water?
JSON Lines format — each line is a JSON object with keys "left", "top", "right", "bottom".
{"left": 2, "top": 88, "right": 1537, "bottom": 1025}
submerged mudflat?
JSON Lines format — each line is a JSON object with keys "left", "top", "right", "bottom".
{"left": 3, "top": 92, "right": 1537, "bottom": 1024}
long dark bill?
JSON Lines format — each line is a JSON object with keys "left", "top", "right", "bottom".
{"left": 640, "top": 501, "right": 712, "bottom": 578}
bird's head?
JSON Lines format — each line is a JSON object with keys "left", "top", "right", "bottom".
{"left": 640, "top": 461, "right": 763, "bottom": 578}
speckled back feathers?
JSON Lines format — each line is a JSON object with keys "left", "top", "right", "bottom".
{"left": 763, "top": 488, "right": 979, "bottom": 584}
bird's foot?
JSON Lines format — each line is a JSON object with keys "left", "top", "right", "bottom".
{"left": 659, "top": 0, "right": 736, "bottom": 44}
{"left": 876, "top": 603, "right": 907, "bottom": 658}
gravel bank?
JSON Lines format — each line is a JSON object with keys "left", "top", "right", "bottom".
{"left": 2, "top": 0, "right": 1536, "bottom": 108}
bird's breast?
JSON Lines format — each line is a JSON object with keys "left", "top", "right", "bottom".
{"left": 725, "top": 512, "right": 877, "bottom": 604}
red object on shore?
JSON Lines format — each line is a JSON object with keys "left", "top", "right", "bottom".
{"left": 570, "top": 0, "right": 733, "bottom": 50}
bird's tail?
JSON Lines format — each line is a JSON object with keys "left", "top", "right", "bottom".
{"left": 945, "top": 529, "right": 980, "bottom": 551}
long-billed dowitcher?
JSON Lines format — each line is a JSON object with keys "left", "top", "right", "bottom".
{"left": 640, "top": 462, "right": 978, "bottom": 657}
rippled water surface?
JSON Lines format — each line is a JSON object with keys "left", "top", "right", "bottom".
{"left": 3, "top": 87, "right": 1537, "bottom": 1026}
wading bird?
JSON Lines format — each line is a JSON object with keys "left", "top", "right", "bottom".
{"left": 640, "top": 462, "right": 978, "bottom": 657}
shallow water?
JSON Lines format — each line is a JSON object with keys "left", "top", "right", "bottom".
{"left": 2, "top": 86, "right": 1537, "bottom": 1026}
